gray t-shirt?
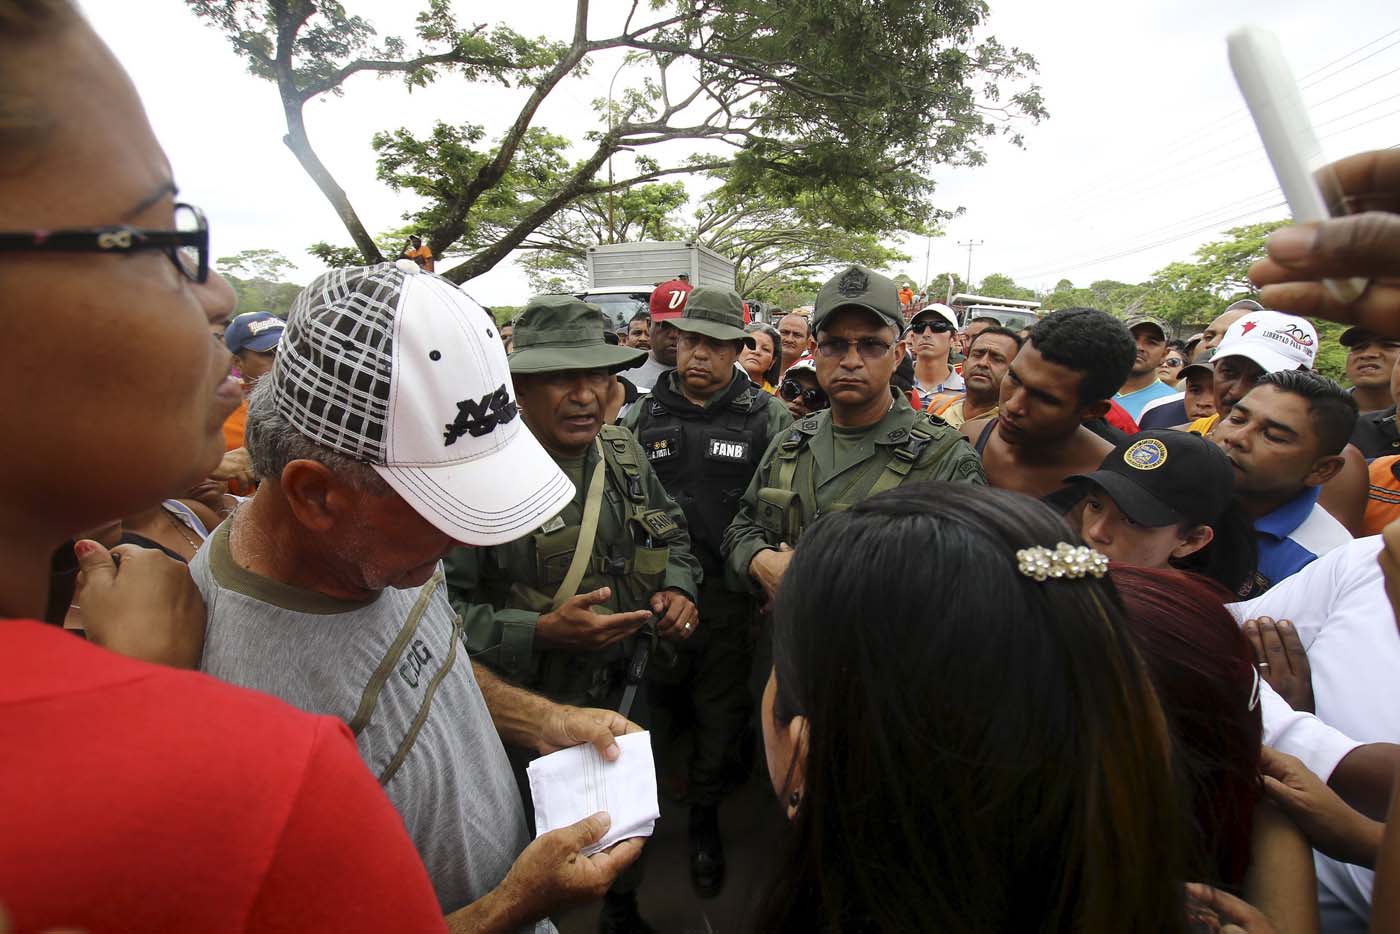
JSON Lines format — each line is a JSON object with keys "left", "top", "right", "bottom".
{"left": 193, "top": 522, "right": 551, "bottom": 931}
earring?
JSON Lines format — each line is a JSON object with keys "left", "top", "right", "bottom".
{"left": 788, "top": 790, "right": 801, "bottom": 808}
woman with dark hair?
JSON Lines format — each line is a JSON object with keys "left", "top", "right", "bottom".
{"left": 741, "top": 321, "right": 783, "bottom": 393}
{"left": 1069, "top": 429, "right": 1259, "bottom": 596}
{"left": 758, "top": 483, "right": 1189, "bottom": 932}
{"left": 1112, "top": 566, "right": 1319, "bottom": 933}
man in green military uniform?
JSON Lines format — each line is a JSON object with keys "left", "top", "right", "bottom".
{"left": 722, "top": 265, "right": 986, "bottom": 602}
{"left": 621, "top": 286, "right": 790, "bottom": 898}
{"left": 444, "top": 294, "right": 702, "bottom": 934}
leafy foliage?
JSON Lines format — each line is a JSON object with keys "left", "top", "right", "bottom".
{"left": 189, "top": 0, "right": 1046, "bottom": 283}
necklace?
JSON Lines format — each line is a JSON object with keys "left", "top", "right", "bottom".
{"left": 163, "top": 505, "right": 202, "bottom": 553}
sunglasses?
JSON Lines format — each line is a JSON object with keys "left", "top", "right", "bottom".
{"left": 779, "top": 379, "right": 828, "bottom": 409}
{"left": 909, "top": 321, "right": 954, "bottom": 335}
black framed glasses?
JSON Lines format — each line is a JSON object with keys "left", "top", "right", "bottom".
{"left": 909, "top": 321, "right": 953, "bottom": 335}
{"left": 0, "top": 202, "right": 209, "bottom": 283}
{"left": 779, "top": 379, "right": 828, "bottom": 409}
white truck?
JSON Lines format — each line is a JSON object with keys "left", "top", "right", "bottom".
{"left": 578, "top": 241, "right": 737, "bottom": 330}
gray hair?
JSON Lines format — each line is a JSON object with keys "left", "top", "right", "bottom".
{"left": 245, "top": 378, "right": 391, "bottom": 495}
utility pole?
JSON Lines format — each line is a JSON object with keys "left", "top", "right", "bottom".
{"left": 958, "top": 239, "right": 984, "bottom": 291}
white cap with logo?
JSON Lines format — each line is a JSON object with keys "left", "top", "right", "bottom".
{"left": 1214, "top": 310, "right": 1317, "bottom": 374}
{"left": 270, "top": 260, "right": 573, "bottom": 546}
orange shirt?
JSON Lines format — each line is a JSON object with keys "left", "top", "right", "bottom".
{"left": 222, "top": 399, "right": 247, "bottom": 452}
{"left": 405, "top": 246, "right": 435, "bottom": 272}
{"left": 1363, "top": 455, "right": 1400, "bottom": 536}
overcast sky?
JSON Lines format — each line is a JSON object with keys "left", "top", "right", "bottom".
{"left": 83, "top": 0, "right": 1398, "bottom": 305}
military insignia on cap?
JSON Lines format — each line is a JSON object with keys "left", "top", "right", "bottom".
{"left": 1123, "top": 438, "right": 1168, "bottom": 470}
{"left": 837, "top": 267, "right": 868, "bottom": 297}
{"left": 886, "top": 427, "right": 908, "bottom": 443}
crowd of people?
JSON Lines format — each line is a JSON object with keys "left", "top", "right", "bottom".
{"left": 4, "top": 3, "right": 1400, "bottom": 933}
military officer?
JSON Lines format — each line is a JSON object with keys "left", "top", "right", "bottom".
{"left": 621, "top": 286, "right": 790, "bottom": 898}
{"left": 722, "top": 265, "right": 986, "bottom": 602}
{"left": 444, "top": 294, "right": 702, "bottom": 934}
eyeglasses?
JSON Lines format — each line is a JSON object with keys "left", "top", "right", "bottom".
{"left": 0, "top": 202, "right": 209, "bottom": 283}
{"left": 779, "top": 379, "right": 828, "bottom": 409}
{"left": 814, "top": 337, "right": 893, "bottom": 360}
{"left": 909, "top": 321, "right": 953, "bottom": 335}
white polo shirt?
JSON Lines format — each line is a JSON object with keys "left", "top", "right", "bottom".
{"left": 1228, "top": 535, "right": 1400, "bottom": 926}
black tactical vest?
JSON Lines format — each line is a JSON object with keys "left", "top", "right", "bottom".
{"left": 634, "top": 377, "right": 774, "bottom": 574}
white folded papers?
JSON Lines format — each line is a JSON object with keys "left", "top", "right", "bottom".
{"left": 527, "top": 731, "right": 660, "bottom": 856}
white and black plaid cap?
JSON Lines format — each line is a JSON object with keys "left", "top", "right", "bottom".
{"left": 270, "top": 262, "right": 573, "bottom": 546}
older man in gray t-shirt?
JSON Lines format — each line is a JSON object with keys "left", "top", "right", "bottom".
{"left": 192, "top": 262, "right": 644, "bottom": 931}
{"left": 194, "top": 525, "right": 533, "bottom": 920}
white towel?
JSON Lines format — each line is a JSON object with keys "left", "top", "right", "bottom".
{"left": 526, "top": 731, "right": 660, "bottom": 856}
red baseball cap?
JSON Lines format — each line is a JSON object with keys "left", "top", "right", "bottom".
{"left": 649, "top": 279, "right": 693, "bottom": 320}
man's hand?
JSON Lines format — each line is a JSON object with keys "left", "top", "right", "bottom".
{"left": 535, "top": 587, "right": 652, "bottom": 651}
{"left": 1248, "top": 149, "right": 1400, "bottom": 333}
{"left": 536, "top": 704, "right": 641, "bottom": 760}
{"left": 453, "top": 813, "right": 645, "bottom": 933}
{"left": 211, "top": 447, "right": 255, "bottom": 489}
{"left": 1243, "top": 616, "right": 1313, "bottom": 713}
{"left": 74, "top": 540, "right": 206, "bottom": 669}
{"left": 650, "top": 589, "right": 698, "bottom": 641}
{"left": 748, "top": 544, "right": 794, "bottom": 601}
{"left": 1185, "top": 883, "right": 1279, "bottom": 934}
{"left": 1260, "top": 746, "right": 1383, "bottom": 869}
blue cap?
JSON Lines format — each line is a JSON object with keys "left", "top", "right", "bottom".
{"left": 225, "top": 311, "right": 285, "bottom": 354}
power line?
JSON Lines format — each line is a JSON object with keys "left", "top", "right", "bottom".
{"left": 1039, "top": 28, "right": 1400, "bottom": 213}
{"left": 1010, "top": 202, "right": 1287, "bottom": 283}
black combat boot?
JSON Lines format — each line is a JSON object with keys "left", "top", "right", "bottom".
{"left": 597, "top": 890, "right": 656, "bottom": 934}
{"left": 689, "top": 803, "right": 725, "bottom": 898}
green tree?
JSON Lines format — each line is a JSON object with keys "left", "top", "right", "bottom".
{"left": 1139, "top": 221, "right": 1289, "bottom": 325}
{"left": 923, "top": 272, "right": 965, "bottom": 303}
{"left": 217, "top": 247, "right": 296, "bottom": 281}
{"left": 190, "top": 0, "right": 1045, "bottom": 284}
{"left": 215, "top": 249, "right": 304, "bottom": 317}
{"left": 976, "top": 273, "right": 1036, "bottom": 301}
{"left": 515, "top": 180, "right": 690, "bottom": 291}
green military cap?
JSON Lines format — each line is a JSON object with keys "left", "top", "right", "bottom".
{"left": 670, "top": 286, "right": 755, "bottom": 347}
{"left": 508, "top": 294, "right": 647, "bottom": 374}
{"left": 812, "top": 264, "right": 905, "bottom": 334}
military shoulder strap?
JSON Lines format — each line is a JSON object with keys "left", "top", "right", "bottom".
{"left": 549, "top": 437, "right": 608, "bottom": 610}
{"left": 772, "top": 425, "right": 813, "bottom": 492}
{"left": 865, "top": 416, "right": 966, "bottom": 499}
{"left": 598, "top": 424, "right": 647, "bottom": 505}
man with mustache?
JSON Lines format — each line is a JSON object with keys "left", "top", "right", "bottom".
{"left": 445, "top": 294, "right": 701, "bottom": 934}
{"left": 1212, "top": 369, "right": 1356, "bottom": 594}
{"left": 622, "top": 287, "right": 790, "bottom": 899}
{"left": 936, "top": 326, "right": 1022, "bottom": 428}
{"left": 723, "top": 265, "right": 984, "bottom": 604}
{"left": 1342, "top": 327, "right": 1400, "bottom": 416}
{"left": 962, "top": 308, "right": 1137, "bottom": 501}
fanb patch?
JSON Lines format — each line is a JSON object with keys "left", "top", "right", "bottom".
{"left": 837, "top": 266, "right": 868, "bottom": 297}
{"left": 444, "top": 384, "right": 517, "bottom": 446}
{"left": 638, "top": 510, "right": 679, "bottom": 541}
{"left": 705, "top": 437, "right": 751, "bottom": 463}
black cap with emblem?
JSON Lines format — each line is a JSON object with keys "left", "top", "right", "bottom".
{"left": 812, "top": 264, "right": 904, "bottom": 335}
{"left": 1064, "top": 429, "right": 1235, "bottom": 527}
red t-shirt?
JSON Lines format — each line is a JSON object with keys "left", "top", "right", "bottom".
{"left": 0, "top": 621, "right": 445, "bottom": 933}
{"left": 1104, "top": 398, "right": 1140, "bottom": 436}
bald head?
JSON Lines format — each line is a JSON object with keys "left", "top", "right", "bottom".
{"left": 1196, "top": 305, "right": 1253, "bottom": 360}
{"left": 777, "top": 313, "right": 812, "bottom": 368}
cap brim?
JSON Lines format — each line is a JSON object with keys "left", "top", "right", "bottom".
{"left": 1340, "top": 326, "right": 1369, "bottom": 347}
{"left": 1217, "top": 344, "right": 1300, "bottom": 375}
{"left": 1128, "top": 322, "right": 1167, "bottom": 339}
{"left": 1064, "top": 471, "right": 1185, "bottom": 528}
{"left": 240, "top": 331, "right": 284, "bottom": 353}
{"left": 672, "top": 317, "right": 755, "bottom": 347}
{"left": 508, "top": 344, "right": 648, "bottom": 374}
{"left": 1178, "top": 361, "right": 1213, "bottom": 378}
{"left": 374, "top": 422, "right": 575, "bottom": 547}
